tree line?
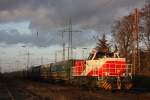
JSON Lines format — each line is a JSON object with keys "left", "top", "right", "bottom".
{"left": 112, "top": 3, "right": 150, "bottom": 75}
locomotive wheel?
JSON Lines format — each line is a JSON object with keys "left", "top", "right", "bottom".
{"left": 89, "top": 80, "right": 96, "bottom": 88}
{"left": 117, "top": 77, "right": 122, "bottom": 90}
{"left": 122, "top": 77, "right": 132, "bottom": 90}
{"left": 124, "top": 83, "right": 132, "bottom": 90}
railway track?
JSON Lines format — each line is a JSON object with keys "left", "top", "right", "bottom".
{"left": 6, "top": 88, "right": 15, "bottom": 100}
{"left": 0, "top": 75, "right": 45, "bottom": 100}
{"left": 19, "top": 79, "right": 150, "bottom": 100}
{"left": 0, "top": 74, "right": 150, "bottom": 100}
{"left": 0, "top": 82, "right": 14, "bottom": 100}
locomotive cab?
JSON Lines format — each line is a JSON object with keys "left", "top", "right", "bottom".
{"left": 88, "top": 50, "right": 119, "bottom": 60}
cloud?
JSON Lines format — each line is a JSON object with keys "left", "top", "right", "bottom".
{"left": 0, "top": 29, "right": 95, "bottom": 47}
{"left": 0, "top": 29, "right": 56, "bottom": 47}
{"left": 0, "top": 0, "right": 145, "bottom": 47}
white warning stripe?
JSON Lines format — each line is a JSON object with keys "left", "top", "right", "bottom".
{"left": 81, "top": 58, "right": 107, "bottom": 76}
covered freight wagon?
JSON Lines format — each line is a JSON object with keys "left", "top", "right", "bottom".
{"left": 50, "top": 59, "right": 85, "bottom": 82}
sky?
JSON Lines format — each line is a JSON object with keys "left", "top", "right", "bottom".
{"left": 0, "top": 0, "right": 146, "bottom": 72}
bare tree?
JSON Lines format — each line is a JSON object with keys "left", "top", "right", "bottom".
{"left": 141, "top": 4, "right": 150, "bottom": 52}
{"left": 112, "top": 14, "right": 134, "bottom": 61}
{"left": 112, "top": 3, "right": 150, "bottom": 73}
{"left": 139, "top": 4, "right": 150, "bottom": 71}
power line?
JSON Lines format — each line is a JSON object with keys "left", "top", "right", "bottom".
{"left": 60, "top": 18, "right": 81, "bottom": 60}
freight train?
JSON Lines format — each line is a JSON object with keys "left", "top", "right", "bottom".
{"left": 6, "top": 37, "right": 133, "bottom": 91}
{"left": 14, "top": 49, "right": 132, "bottom": 91}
